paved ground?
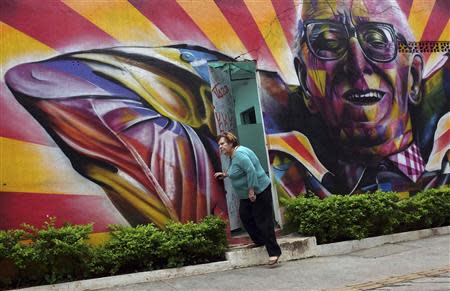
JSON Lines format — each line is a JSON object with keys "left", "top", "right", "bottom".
{"left": 101, "top": 235, "right": 450, "bottom": 291}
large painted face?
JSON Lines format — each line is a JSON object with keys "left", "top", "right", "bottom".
{"left": 298, "top": 0, "right": 422, "bottom": 160}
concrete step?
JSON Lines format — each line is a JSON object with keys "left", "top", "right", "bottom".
{"left": 226, "top": 234, "right": 317, "bottom": 267}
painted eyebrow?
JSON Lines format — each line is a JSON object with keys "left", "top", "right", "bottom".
{"left": 304, "top": 7, "right": 336, "bottom": 20}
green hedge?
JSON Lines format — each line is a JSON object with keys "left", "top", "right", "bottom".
{"left": 283, "top": 187, "right": 450, "bottom": 244}
{"left": 0, "top": 216, "right": 227, "bottom": 290}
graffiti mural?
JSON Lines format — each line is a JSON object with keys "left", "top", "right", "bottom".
{"left": 261, "top": 0, "right": 450, "bottom": 198}
{"left": 1, "top": 0, "right": 449, "bottom": 233}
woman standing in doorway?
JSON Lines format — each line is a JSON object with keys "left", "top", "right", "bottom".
{"left": 214, "top": 132, "right": 281, "bottom": 265}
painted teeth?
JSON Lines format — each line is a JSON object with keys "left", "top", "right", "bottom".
{"left": 348, "top": 92, "right": 382, "bottom": 100}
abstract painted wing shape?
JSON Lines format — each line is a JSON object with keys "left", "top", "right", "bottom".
{"left": 5, "top": 46, "right": 232, "bottom": 228}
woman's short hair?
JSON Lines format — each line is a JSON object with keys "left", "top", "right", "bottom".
{"left": 217, "top": 131, "right": 239, "bottom": 147}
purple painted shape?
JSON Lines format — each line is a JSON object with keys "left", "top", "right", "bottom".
{"left": 43, "top": 60, "right": 141, "bottom": 100}
{"left": 94, "top": 99, "right": 182, "bottom": 135}
{"left": 5, "top": 62, "right": 112, "bottom": 99}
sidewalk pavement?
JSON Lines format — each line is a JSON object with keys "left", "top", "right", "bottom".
{"left": 20, "top": 226, "right": 450, "bottom": 291}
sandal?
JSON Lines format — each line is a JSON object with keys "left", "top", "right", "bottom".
{"left": 268, "top": 256, "right": 279, "bottom": 265}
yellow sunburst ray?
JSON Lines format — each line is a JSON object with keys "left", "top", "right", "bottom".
{"left": 244, "top": 0, "right": 297, "bottom": 84}
{"left": 62, "top": 0, "right": 169, "bottom": 46}
{"left": 176, "top": 0, "right": 248, "bottom": 56}
{"left": 0, "top": 137, "right": 105, "bottom": 195}
{"left": 1, "top": 22, "right": 56, "bottom": 74}
{"left": 408, "top": 0, "right": 436, "bottom": 40}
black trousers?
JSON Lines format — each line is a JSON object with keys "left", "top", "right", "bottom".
{"left": 239, "top": 185, "right": 282, "bottom": 257}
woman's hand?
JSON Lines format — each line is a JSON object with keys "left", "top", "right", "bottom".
{"left": 248, "top": 188, "right": 256, "bottom": 202}
{"left": 214, "top": 172, "right": 227, "bottom": 180}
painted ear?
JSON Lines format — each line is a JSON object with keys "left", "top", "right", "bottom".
{"left": 294, "top": 57, "right": 318, "bottom": 114}
{"left": 408, "top": 54, "right": 424, "bottom": 105}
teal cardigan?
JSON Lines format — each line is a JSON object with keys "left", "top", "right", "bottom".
{"left": 227, "top": 146, "right": 270, "bottom": 200}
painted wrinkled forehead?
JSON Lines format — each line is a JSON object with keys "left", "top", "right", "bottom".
{"left": 299, "top": 0, "right": 415, "bottom": 41}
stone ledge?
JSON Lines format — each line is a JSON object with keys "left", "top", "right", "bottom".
{"left": 225, "top": 235, "right": 317, "bottom": 267}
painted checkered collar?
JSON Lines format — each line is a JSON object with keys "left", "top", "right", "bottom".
{"left": 339, "top": 142, "right": 425, "bottom": 193}
{"left": 387, "top": 142, "right": 425, "bottom": 183}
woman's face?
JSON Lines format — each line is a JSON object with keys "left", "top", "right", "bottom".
{"left": 218, "top": 137, "right": 234, "bottom": 156}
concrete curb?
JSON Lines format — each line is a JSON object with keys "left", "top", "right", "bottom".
{"left": 19, "top": 261, "right": 233, "bottom": 291}
{"left": 19, "top": 226, "right": 450, "bottom": 291}
{"left": 316, "top": 225, "right": 450, "bottom": 257}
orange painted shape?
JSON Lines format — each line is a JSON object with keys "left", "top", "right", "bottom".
{"left": 1, "top": 22, "right": 56, "bottom": 71}
{"left": 307, "top": 69, "right": 326, "bottom": 97}
{"left": 268, "top": 131, "right": 329, "bottom": 181}
{"left": 176, "top": 0, "right": 247, "bottom": 56}
{"left": 244, "top": 0, "right": 297, "bottom": 84}
{"left": 0, "top": 137, "right": 106, "bottom": 195}
{"left": 62, "top": 0, "right": 169, "bottom": 46}
{"left": 424, "top": 19, "right": 450, "bottom": 76}
{"left": 88, "top": 232, "right": 111, "bottom": 246}
{"left": 408, "top": 0, "right": 437, "bottom": 40}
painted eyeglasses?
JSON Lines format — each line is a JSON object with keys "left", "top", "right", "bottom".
{"left": 304, "top": 20, "right": 400, "bottom": 63}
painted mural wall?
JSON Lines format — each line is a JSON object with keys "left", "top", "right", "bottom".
{"left": 1, "top": 0, "right": 449, "bottom": 234}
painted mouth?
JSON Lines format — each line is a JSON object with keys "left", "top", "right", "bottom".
{"left": 343, "top": 90, "right": 385, "bottom": 105}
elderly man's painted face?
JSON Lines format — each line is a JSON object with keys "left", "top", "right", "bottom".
{"left": 297, "top": 0, "right": 423, "bottom": 160}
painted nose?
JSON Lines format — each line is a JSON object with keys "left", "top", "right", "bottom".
{"left": 344, "top": 37, "right": 373, "bottom": 79}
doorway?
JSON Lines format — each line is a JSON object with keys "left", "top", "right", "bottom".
{"left": 207, "top": 60, "right": 280, "bottom": 233}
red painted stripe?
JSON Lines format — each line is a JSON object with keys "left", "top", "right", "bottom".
{"left": 283, "top": 134, "right": 319, "bottom": 170}
{"left": 214, "top": 0, "right": 281, "bottom": 71}
{"left": 0, "top": 82, "right": 55, "bottom": 146}
{"left": 398, "top": 0, "right": 413, "bottom": 17}
{"left": 129, "top": 0, "right": 216, "bottom": 49}
{"left": 0, "top": 192, "right": 124, "bottom": 232}
{"left": 271, "top": 0, "right": 297, "bottom": 48}
{"left": 434, "top": 127, "right": 450, "bottom": 153}
{"left": 0, "top": 0, "right": 118, "bottom": 51}
{"left": 421, "top": 0, "right": 449, "bottom": 63}
{"left": 419, "top": 0, "right": 447, "bottom": 41}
